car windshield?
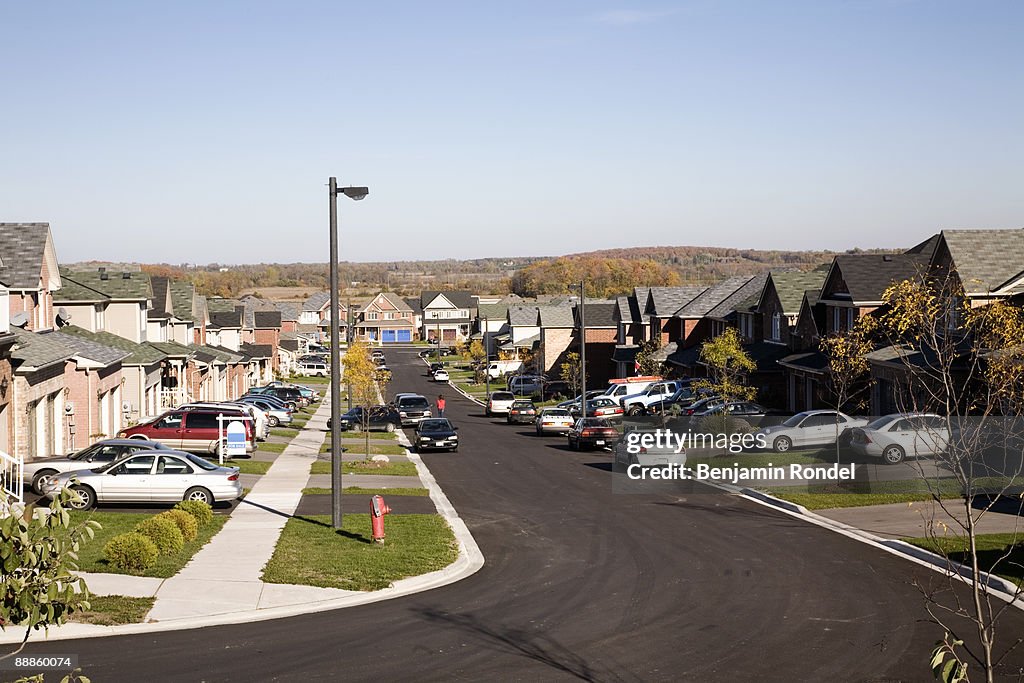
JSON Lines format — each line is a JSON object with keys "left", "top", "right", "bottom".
{"left": 491, "top": 393, "right": 514, "bottom": 401}
{"left": 67, "top": 445, "right": 98, "bottom": 460}
{"left": 866, "top": 415, "right": 898, "bottom": 430}
{"left": 544, "top": 409, "right": 570, "bottom": 417}
{"left": 512, "top": 401, "right": 533, "bottom": 407}
{"left": 419, "top": 419, "right": 452, "bottom": 432}
{"left": 782, "top": 412, "right": 811, "bottom": 428}
{"left": 400, "top": 397, "right": 430, "bottom": 409}
{"left": 188, "top": 453, "right": 220, "bottom": 471}
{"left": 582, "top": 418, "right": 611, "bottom": 427}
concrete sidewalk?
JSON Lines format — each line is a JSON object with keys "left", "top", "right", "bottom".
{"left": 817, "top": 499, "right": 1024, "bottom": 540}
{"left": 146, "top": 396, "right": 355, "bottom": 621}
{"left": 0, "top": 390, "right": 485, "bottom": 643}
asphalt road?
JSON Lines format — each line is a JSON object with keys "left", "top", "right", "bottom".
{"left": 19, "top": 348, "right": 1024, "bottom": 682}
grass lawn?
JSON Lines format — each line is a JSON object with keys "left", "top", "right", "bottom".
{"left": 69, "top": 512, "right": 229, "bottom": 578}
{"left": 686, "top": 450, "right": 833, "bottom": 469}
{"left": 289, "top": 416, "right": 310, "bottom": 427}
{"left": 303, "top": 486, "right": 429, "bottom": 496}
{"left": 321, "top": 442, "right": 406, "bottom": 456}
{"left": 311, "top": 460, "right": 419, "bottom": 476}
{"left": 224, "top": 458, "right": 273, "bottom": 475}
{"left": 905, "top": 533, "right": 1024, "bottom": 588}
{"left": 294, "top": 375, "right": 330, "bottom": 385}
{"left": 270, "top": 428, "right": 300, "bottom": 438}
{"left": 257, "top": 441, "right": 288, "bottom": 454}
{"left": 337, "top": 430, "right": 398, "bottom": 440}
{"left": 69, "top": 596, "right": 155, "bottom": 626}
{"left": 766, "top": 479, "right": 965, "bottom": 510}
{"left": 262, "top": 513, "right": 458, "bottom": 590}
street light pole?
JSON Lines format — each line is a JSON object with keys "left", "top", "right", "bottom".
{"left": 579, "top": 280, "right": 587, "bottom": 418}
{"left": 484, "top": 315, "right": 490, "bottom": 398}
{"left": 328, "top": 177, "right": 369, "bottom": 531}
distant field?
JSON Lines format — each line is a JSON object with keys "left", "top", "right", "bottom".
{"left": 239, "top": 286, "right": 321, "bottom": 300}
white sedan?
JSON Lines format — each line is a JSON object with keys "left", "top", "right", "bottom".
{"left": 42, "top": 450, "right": 243, "bottom": 510}
{"left": 433, "top": 368, "right": 450, "bottom": 382}
{"left": 757, "top": 410, "right": 869, "bottom": 453}
{"left": 849, "top": 413, "right": 950, "bottom": 465}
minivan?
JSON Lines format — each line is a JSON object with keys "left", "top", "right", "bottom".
{"left": 296, "top": 362, "right": 329, "bottom": 377}
{"left": 119, "top": 408, "right": 255, "bottom": 455}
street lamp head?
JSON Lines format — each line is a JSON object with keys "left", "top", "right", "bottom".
{"left": 340, "top": 186, "right": 369, "bottom": 201}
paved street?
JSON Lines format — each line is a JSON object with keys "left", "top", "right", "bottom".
{"left": 22, "top": 348, "right": 1024, "bottom": 681}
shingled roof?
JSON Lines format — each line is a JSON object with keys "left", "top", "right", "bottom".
{"left": 478, "top": 302, "right": 510, "bottom": 321}
{"left": 0, "top": 223, "right": 59, "bottom": 291}
{"left": 58, "top": 325, "right": 167, "bottom": 366}
{"left": 580, "top": 302, "right": 617, "bottom": 327}
{"left": 538, "top": 305, "right": 575, "bottom": 328}
{"left": 52, "top": 330, "right": 130, "bottom": 367}
{"left": 59, "top": 268, "right": 153, "bottom": 301}
{"left": 303, "top": 291, "right": 330, "bottom": 312}
{"left": 253, "top": 311, "right": 282, "bottom": 329}
{"left": 421, "top": 290, "right": 475, "bottom": 310}
{"left": 275, "top": 301, "right": 301, "bottom": 322}
{"left": 939, "top": 228, "right": 1024, "bottom": 294}
{"left": 706, "top": 273, "right": 769, "bottom": 321}
{"left": 11, "top": 327, "right": 74, "bottom": 371}
{"left": 767, "top": 270, "right": 829, "bottom": 314}
{"left": 209, "top": 309, "right": 244, "bottom": 329}
{"left": 508, "top": 305, "right": 540, "bottom": 326}
{"left": 675, "top": 276, "right": 751, "bottom": 318}
{"left": 826, "top": 254, "right": 930, "bottom": 303}
{"left": 645, "top": 286, "right": 705, "bottom": 317}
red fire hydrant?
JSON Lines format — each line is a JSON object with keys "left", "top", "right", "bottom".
{"left": 371, "top": 495, "right": 391, "bottom": 544}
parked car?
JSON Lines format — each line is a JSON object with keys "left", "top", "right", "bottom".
{"left": 247, "top": 386, "right": 302, "bottom": 410}
{"left": 507, "top": 374, "right": 546, "bottom": 396}
{"left": 598, "top": 378, "right": 663, "bottom": 403}
{"left": 695, "top": 401, "right": 770, "bottom": 418}
{"left": 507, "top": 400, "right": 537, "bottom": 424}
{"left": 119, "top": 408, "right": 256, "bottom": 454}
{"left": 534, "top": 408, "right": 575, "bottom": 436}
{"left": 23, "top": 439, "right": 174, "bottom": 495}
{"left": 850, "top": 413, "right": 950, "bottom": 464}
{"left": 371, "top": 350, "right": 386, "bottom": 363}
{"left": 645, "top": 386, "right": 705, "bottom": 415}
{"left": 179, "top": 402, "right": 268, "bottom": 441}
{"left": 557, "top": 390, "right": 605, "bottom": 410}
{"left": 396, "top": 394, "right": 432, "bottom": 426}
{"left": 413, "top": 418, "right": 459, "bottom": 452}
{"left": 485, "top": 359, "right": 523, "bottom": 379}
{"left": 567, "top": 418, "right": 620, "bottom": 451}
{"left": 427, "top": 362, "right": 444, "bottom": 376}
{"left": 678, "top": 396, "right": 725, "bottom": 416}
{"left": 570, "top": 396, "right": 625, "bottom": 419}
{"left": 234, "top": 396, "right": 292, "bottom": 427}
{"left": 296, "top": 362, "right": 329, "bottom": 377}
{"left": 486, "top": 391, "right": 517, "bottom": 417}
{"left": 618, "top": 380, "right": 686, "bottom": 416}
{"left": 41, "top": 450, "right": 242, "bottom": 510}
{"left": 756, "top": 410, "right": 870, "bottom": 453}
{"left": 613, "top": 425, "right": 687, "bottom": 471}
{"left": 433, "top": 368, "right": 450, "bottom": 382}
{"left": 327, "top": 405, "right": 401, "bottom": 432}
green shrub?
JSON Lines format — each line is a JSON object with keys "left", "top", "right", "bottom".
{"left": 134, "top": 516, "right": 184, "bottom": 554}
{"left": 159, "top": 509, "right": 198, "bottom": 542}
{"left": 104, "top": 532, "right": 160, "bottom": 572}
{"left": 174, "top": 500, "right": 214, "bottom": 528}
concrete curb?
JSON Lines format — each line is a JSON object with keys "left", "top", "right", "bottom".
{"left": 730, "top": 485, "right": 1023, "bottom": 609}
{"left": 423, "top": 355, "right": 486, "bottom": 408}
{"left": 0, "top": 396, "right": 486, "bottom": 645}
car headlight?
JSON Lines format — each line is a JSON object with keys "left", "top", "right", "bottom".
{"left": 420, "top": 436, "right": 430, "bottom": 441}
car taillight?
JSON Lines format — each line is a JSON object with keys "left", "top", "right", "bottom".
{"left": 639, "top": 446, "right": 648, "bottom": 454}
{"left": 228, "top": 473, "right": 239, "bottom": 481}
{"left": 861, "top": 433, "right": 871, "bottom": 443}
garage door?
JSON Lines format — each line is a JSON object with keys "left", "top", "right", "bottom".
{"left": 382, "top": 330, "right": 397, "bottom": 343}
{"left": 397, "top": 329, "right": 412, "bottom": 342}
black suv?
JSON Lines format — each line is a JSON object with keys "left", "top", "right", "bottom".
{"left": 328, "top": 405, "right": 401, "bottom": 432}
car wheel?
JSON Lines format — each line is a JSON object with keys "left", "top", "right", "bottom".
{"left": 773, "top": 436, "right": 793, "bottom": 453}
{"left": 352, "top": 423, "right": 362, "bottom": 433}
{"left": 69, "top": 485, "right": 95, "bottom": 510}
{"left": 385, "top": 423, "right": 396, "bottom": 433}
{"left": 184, "top": 487, "right": 214, "bottom": 505}
{"left": 450, "top": 447, "right": 458, "bottom": 453}
{"left": 32, "top": 469, "right": 59, "bottom": 495}
{"left": 627, "top": 405, "right": 643, "bottom": 416}
{"left": 268, "top": 415, "right": 279, "bottom": 427}
{"left": 883, "top": 445, "right": 906, "bottom": 465}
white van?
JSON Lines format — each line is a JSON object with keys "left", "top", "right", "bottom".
{"left": 487, "top": 359, "right": 523, "bottom": 379}
{"left": 296, "top": 362, "right": 329, "bottom": 377}
{"left": 600, "top": 377, "right": 662, "bottom": 402}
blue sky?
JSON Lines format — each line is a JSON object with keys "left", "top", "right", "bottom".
{"left": 2, "top": 1, "right": 1021, "bottom": 264}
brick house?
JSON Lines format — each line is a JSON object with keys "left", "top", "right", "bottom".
{"left": 10, "top": 328, "right": 73, "bottom": 460}
{"left": 0, "top": 223, "right": 62, "bottom": 333}
{"left": 0, "top": 288, "right": 15, "bottom": 458}
{"left": 643, "top": 286, "right": 705, "bottom": 345}
{"left": 420, "top": 291, "right": 476, "bottom": 343}
{"left": 577, "top": 301, "right": 618, "bottom": 387}
{"left": 537, "top": 305, "right": 575, "bottom": 375}
{"left": 355, "top": 293, "right": 417, "bottom": 343}
{"left": 51, "top": 331, "right": 128, "bottom": 448}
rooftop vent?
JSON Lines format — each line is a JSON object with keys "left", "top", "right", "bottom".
{"left": 882, "top": 255, "right": 893, "bottom": 262}
{"left": 100, "top": 272, "right": 109, "bottom": 280}
{"left": 122, "top": 272, "right": 131, "bottom": 279}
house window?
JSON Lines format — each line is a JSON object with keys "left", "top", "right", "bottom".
{"left": 367, "top": 312, "right": 378, "bottom": 321}
{"left": 846, "top": 308, "right": 854, "bottom": 331}
{"left": 384, "top": 312, "right": 395, "bottom": 320}
{"left": 832, "top": 307, "right": 840, "bottom": 333}
{"left": 771, "top": 313, "right": 781, "bottom": 341}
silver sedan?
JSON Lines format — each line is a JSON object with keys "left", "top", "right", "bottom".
{"left": 42, "top": 450, "right": 243, "bottom": 510}
{"left": 22, "top": 438, "right": 173, "bottom": 495}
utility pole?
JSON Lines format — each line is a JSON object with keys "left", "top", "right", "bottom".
{"left": 347, "top": 293, "right": 353, "bottom": 410}
{"left": 579, "top": 280, "right": 587, "bottom": 418}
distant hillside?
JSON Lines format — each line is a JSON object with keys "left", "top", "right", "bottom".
{"left": 68, "top": 244, "right": 899, "bottom": 300}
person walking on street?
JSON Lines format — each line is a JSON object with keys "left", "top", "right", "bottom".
{"left": 437, "top": 394, "right": 446, "bottom": 418}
